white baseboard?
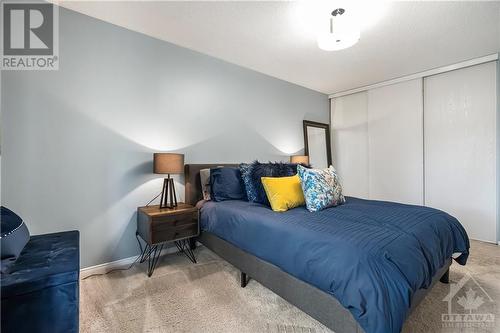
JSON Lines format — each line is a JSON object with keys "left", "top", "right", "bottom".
{"left": 80, "top": 246, "right": 180, "bottom": 279}
{"left": 469, "top": 237, "right": 498, "bottom": 245}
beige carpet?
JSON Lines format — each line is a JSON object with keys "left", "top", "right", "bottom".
{"left": 80, "top": 240, "right": 500, "bottom": 333}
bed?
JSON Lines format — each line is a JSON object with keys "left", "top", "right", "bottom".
{"left": 184, "top": 164, "right": 470, "bottom": 333}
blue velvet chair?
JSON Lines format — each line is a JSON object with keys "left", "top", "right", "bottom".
{"left": 1, "top": 208, "right": 80, "bottom": 333}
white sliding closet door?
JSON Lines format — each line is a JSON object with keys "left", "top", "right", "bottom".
{"left": 424, "top": 62, "right": 497, "bottom": 243}
{"left": 331, "top": 92, "right": 369, "bottom": 198}
{"left": 367, "top": 79, "right": 424, "bottom": 204}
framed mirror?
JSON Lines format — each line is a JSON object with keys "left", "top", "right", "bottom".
{"left": 303, "top": 120, "right": 332, "bottom": 168}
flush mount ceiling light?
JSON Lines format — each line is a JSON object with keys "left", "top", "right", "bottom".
{"left": 317, "top": 8, "right": 360, "bottom": 51}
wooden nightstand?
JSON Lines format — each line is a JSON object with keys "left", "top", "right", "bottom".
{"left": 136, "top": 203, "right": 199, "bottom": 277}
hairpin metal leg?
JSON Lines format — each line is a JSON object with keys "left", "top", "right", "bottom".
{"left": 146, "top": 244, "right": 164, "bottom": 277}
{"left": 136, "top": 232, "right": 164, "bottom": 277}
{"left": 175, "top": 239, "right": 197, "bottom": 263}
{"left": 136, "top": 232, "right": 149, "bottom": 263}
{"left": 189, "top": 237, "right": 197, "bottom": 250}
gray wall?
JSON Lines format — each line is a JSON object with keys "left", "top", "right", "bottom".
{"left": 1, "top": 8, "right": 329, "bottom": 268}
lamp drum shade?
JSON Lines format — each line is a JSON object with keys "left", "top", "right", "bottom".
{"left": 153, "top": 153, "right": 184, "bottom": 174}
{"left": 290, "top": 155, "right": 309, "bottom": 165}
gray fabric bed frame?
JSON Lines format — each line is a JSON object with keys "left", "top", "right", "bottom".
{"left": 185, "top": 164, "right": 451, "bottom": 333}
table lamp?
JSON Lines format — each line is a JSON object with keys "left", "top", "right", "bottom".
{"left": 290, "top": 155, "right": 309, "bottom": 165}
{"left": 153, "top": 153, "right": 184, "bottom": 209}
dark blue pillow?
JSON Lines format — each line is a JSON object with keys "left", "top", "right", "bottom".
{"left": 242, "top": 161, "right": 303, "bottom": 206}
{"left": 1, "top": 206, "right": 30, "bottom": 272}
{"left": 210, "top": 167, "right": 246, "bottom": 202}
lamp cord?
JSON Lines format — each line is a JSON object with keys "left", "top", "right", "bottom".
{"left": 81, "top": 255, "right": 140, "bottom": 280}
{"left": 82, "top": 234, "right": 145, "bottom": 280}
{"left": 145, "top": 191, "right": 162, "bottom": 206}
{"left": 82, "top": 192, "right": 165, "bottom": 280}
{"left": 82, "top": 189, "right": 168, "bottom": 280}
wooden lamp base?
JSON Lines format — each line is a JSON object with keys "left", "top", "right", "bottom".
{"left": 159, "top": 174, "right": 178, "bottom": 209}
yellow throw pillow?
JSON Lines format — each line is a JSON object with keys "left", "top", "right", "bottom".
{"left": 261, "top": 175, "right": 305, "bottom": 212}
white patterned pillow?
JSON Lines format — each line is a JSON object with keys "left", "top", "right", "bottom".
{"left": 200, "top": 168, "right": 212, "bottom": 200}
{"left": 297, "top": 165, "right": 345, "bottom": 212}
{"left": 200, "top": 167, "right": 226, "bottom": 200}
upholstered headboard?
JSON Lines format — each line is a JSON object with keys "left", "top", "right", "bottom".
{"left": 184, "top": 164, "right": 239, "bottom": 206}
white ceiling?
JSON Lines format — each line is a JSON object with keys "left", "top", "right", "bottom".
{"left": 55, "top": 1, "right": 500, "bottom": 94}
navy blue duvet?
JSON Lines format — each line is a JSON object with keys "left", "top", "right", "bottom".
{"left": 199, "top": 197, "right": 469, "bottom": 333}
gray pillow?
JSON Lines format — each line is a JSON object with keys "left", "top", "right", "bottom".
{"left": 200, "top": 166, "right": 224, "bottom": 200}
{"left": 200, "top": 168, "right": 212, "bottom": 200}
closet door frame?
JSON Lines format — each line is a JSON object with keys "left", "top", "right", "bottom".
{"left": 329, "top": 53, "right": 500, "bottom": 244}
{"left": 497, "top": 56, "right": 500, "bottom": 245}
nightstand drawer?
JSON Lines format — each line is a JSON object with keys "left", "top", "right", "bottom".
{"left": 151, "top": 223, "right": 198, "bottom": 244}
{"left": 152, "top": 211, "right": 197, "bottom": 228}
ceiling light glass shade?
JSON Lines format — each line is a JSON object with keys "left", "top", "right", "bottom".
{"left": 317, "top": 29, "right": 360, "bottom": 51}
{"left": 316, "top": 7, "right": 360, "bottom": 51}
